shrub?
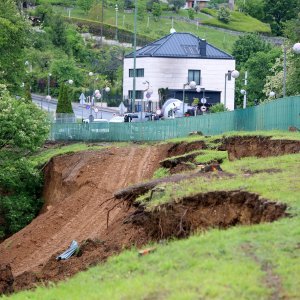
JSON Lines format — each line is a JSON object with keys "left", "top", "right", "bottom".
{"left": 209, "top": 103, "right": 228, "bottom": 113}
{"left": 218, "top": 7, "right": 231, "bottom": 23}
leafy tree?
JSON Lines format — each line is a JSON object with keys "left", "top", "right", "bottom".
{"left": 263, "top": 0, "right": 300, "bottom": 35}
{"left": 147, "top": 0, "right": 159, "bottom": 11}
{"left": 0, "top": 0, "right": 29, "bottom": 93}
{"left": 0, "top": 85, "right": 50, "bottom": 151}
{"left": 243, "top": 49, "right": 281, "bottom": 104}
{"left": 168, "top": 0, "right": 185, "bottom": 13}
{"left": 50, "top": 58, "right": 83, "bottom": 85}
{"left": 232, "top": 33, "right": 271, "bottom": 67}
{"left": 47, "top": 15, "right": 68, "bottom": 48}
{"left": 236, "top": 0, "right": 265, "bottom": 21}
{"left": 77, "top": 0, "right": 95, "bottom": 12}
{"left": 124, "top": 0, "right": 134, "bottom": 9}
{"left": 152, "top": 2, "right": 162, "bottom": 20}
{"left": 218, "top": 7, "right": 231, "bottom": 23}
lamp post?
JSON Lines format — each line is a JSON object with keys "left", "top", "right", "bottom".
{"left": 142, "top": 81, "right": 150, "bottom": 121}
{"left": 283, "top": 42, "right": 300, "bottom": 97}
{"left": 115, "top": 4, "right": 118, "bottom": 40}
{"left": 240, "top": 89, "right": 247, "bottom": 108}
{"left": 182, "top": 81, "right": 196, "bottom": 115}
{"left": 45, "top": 94, "right": 51, "bottom": 112}
{"left": 99, "top": 86, "right": 110, "bottom": 119}
{"left": 224, "top": 70, "right": 239, "bottom": 109}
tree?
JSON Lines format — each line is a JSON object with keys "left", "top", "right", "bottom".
{"left": 0, "top": 85, "right": 50, "bottom": 151}
{"left": 236, "top": 0, "right": 265, "bottom": 21}
{"left": 263, "top": 0, "right": 300, "bottom": 35}
{"left": 168, "top": 0, "right": 185, "bottom": 13}
{"left": 0, "top": 0, "right": 29, "bottom": 93}
{"left": 77, "top": 0, "right": 95, "bottom": 12}
{"left": 232, "top": 33, "right": 271, "bottom": 67}
{"left": 56, "top": 83, "right": 74, "bottom": 114}
{"left": 152, "top": 2, "right": 162, "bottom": 20}
{"left": 244, "top": 49, "right": 281, "bottom": 104}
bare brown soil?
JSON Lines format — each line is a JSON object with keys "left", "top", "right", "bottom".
{"left": 223, "top": 136, "right": 300, "bottom": 160}
{"left": 0, "top": 136, "right": 294, "bottom": 294}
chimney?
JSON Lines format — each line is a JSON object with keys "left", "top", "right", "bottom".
{"left": 198, "top": 39, "right": 207, "bottom": 57}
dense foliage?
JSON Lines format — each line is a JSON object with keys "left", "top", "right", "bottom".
{"left": 0, "top": 86, "right": 49, "bottom": 238}
{"left": 0, "top": 0, "right": 29, "bottom": 94}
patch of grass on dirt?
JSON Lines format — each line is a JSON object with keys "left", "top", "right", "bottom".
{"left": 195, "top": 149, "right": 228, "bottom": 164}
{"left": 152, "top": 168, "right": 170, "bottom": 179}
{"left": 30, "top": 142, "right": 128, "bottom": 166}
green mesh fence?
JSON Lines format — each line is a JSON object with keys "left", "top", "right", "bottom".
{"left": 49, "top": 96, "right": 300, "bottom": 142}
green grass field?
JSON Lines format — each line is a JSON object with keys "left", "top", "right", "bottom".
{"left": 4, "top": 131, "right": 300, "bottom": 300}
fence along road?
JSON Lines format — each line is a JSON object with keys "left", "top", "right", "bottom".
{"left": 50, "top": 96, "right": 300, "bottom": 142}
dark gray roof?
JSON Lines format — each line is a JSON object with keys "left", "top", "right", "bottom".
{"left": 125, "top": 32, "right": 234, "bottom": 60}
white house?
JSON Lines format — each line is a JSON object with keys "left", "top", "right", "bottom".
{"left": 123, "top": 32, "right": 237, "bottom": 111}
{"left": 185, "top": 0, "right": 210, "bottom": 9}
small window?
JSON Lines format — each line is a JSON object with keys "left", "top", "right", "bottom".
{"left": 129, "top": 68, "right": 144, "bottom": 77}
{"left": 128, "top": 90, "right": 143, "bottom": 99}
{"left": 188, "top": 70, "right": 201, "bottom": 85}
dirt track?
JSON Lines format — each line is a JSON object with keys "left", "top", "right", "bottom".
{"left": 0, "top": 145, "right": 170, "bottom": 278}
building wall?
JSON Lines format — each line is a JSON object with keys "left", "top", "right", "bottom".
{"left": 123, "top": 56, "right": 236, "bottom": 110}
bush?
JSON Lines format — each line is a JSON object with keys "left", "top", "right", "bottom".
{"left": 218, "top": 7, "right": 231, "bottom": 23}
{"left": 188, "top": 8, "right": 195, "bottom": 20}
{"left": 209, "top": 103, "right": 228, "bottom": 113}
{"left": 0, "top": 154, "right": 44, "bottom": 237}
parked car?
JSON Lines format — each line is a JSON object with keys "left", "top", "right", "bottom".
{"left": 109, "top": 116, "right": 125, "bottom": 123}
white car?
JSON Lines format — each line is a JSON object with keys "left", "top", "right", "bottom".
{"left": 83, "top": 118, "right": 109, "bottom": 123}
{"left": 109, "top": 116, "right": 124, "bottom": 123}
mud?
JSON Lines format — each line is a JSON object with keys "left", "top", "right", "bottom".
{"left": 129, "top": 191, "right": 287, "bottom": 240}
{"left": 223, "top": 136, "right": 300, "bottom": 160}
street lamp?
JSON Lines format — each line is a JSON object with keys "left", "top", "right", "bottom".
{"left": 182, "top": 81, "right": 196, "bottom": 114}
{"left": 269, "top": 91, "right": 276, "bottom": 98}
{"left": 283, "top": 42, "right": 300, "bottom": 97}
{"left": 224, "top": 70, "right": 239, "bottom": 108}
{"left": 240, "top": 89, "right": 247, "bottom": 108}
{"left": 115, "top": 4, "right": 118, "bottom": 40}
{"left": 99, "top": 86, "right": 110, "bottom": 119}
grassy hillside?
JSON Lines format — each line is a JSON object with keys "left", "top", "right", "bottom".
{"left": 43, "top": 0, "right": 270, "bottom": 53}
{"left": 5, "top": 131, "right": 300, "bottom": 299}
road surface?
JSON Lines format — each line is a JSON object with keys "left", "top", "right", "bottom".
{"left": 31, "top": 94, "right": 119, "bottom": 121}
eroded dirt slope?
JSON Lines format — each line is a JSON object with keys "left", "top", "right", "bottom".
{"left": 0, "top": 145, "right": 170, "bottom": 277}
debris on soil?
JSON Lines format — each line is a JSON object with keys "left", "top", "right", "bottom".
{"left": 138, "top": 247, "right": 157, "bottom": 256}
{"left": 127, "top": 191, "right": 288, "bottom": 240}
{"left": 114, "top": 168, "right": 228, "bottom": 204}
{"left": 223, "top": 136, "right": 300, "bottom": 160}
{"left": 0, "top": 264, "right": 14, "bottom": 294}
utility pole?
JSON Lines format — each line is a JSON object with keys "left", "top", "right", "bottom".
{"left": 283, "top": 45, "right": 287, "bottom": 98}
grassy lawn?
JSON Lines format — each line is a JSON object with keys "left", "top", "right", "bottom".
{"left": 201, "top": 8, "right": 271, "bottom": 33}
{"left": 5, "top": 131, "right": 300, "bottom": 299}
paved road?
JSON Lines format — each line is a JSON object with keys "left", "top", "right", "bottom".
{"left": 32, "top": 94, "right": 119, "bottom": 121}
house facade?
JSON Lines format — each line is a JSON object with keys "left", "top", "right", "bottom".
{"left": 185, "top": 0, "right": 210, "bottom": 9}
{"left": 123, "top": 32, "right": 237, "bottom": 111}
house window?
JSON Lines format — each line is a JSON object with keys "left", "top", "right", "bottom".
{"left": 129, "top": 68, "right": 144, "bottom": 77}
{"left": 188, "top": 70, "right": 201, "bottom": 85}
{"left": 128, "top": 90, "right": 143, "bottom": 99}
